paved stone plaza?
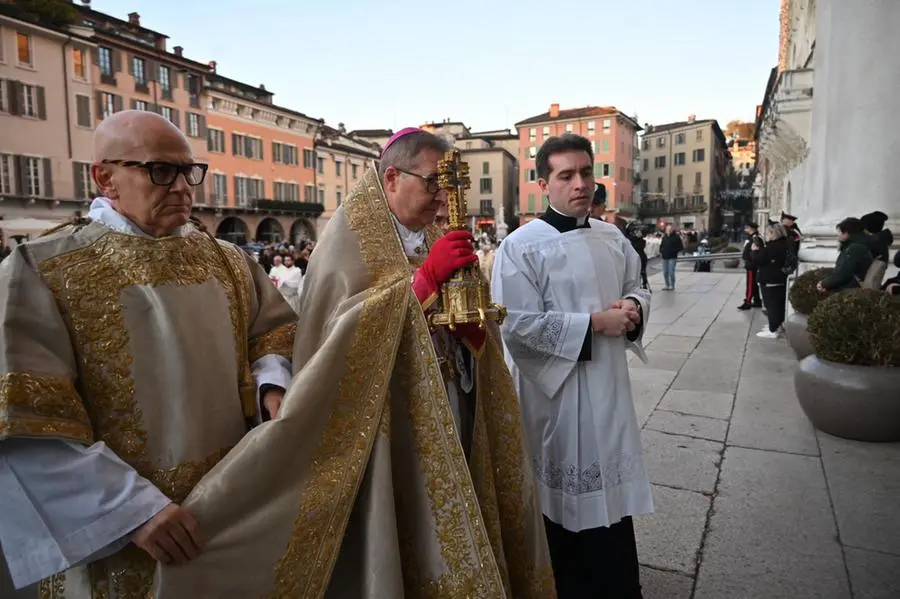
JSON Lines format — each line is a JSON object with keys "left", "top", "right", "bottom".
{"left": 632, "top": 266, "right": 900, "bottom": 599}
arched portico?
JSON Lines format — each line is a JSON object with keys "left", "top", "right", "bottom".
{"left": 290, "top": 218, "right": 316, "bottom": 244}
{"left": 215, "top": 216, "right": 249, "bottom": 246}
{"left": 256, "top": 218, "right": 284, "bottom": 244}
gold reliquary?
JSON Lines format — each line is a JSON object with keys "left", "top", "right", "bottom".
{"left": 429, "top": 149, "right": 507, "bottom": 330}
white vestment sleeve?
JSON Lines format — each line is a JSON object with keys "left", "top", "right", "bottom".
{"left": 252, "top": 354, "right": 292, "bottom": 422}
{"left": 252, "top": 355, "right": 291, "bottom": 393}
{"left": 0, "top": 439, "right": 171, "bottom": 589}
{"left": 492, "top": 243, "right": 591, "bottom": 399}
{"left": 620, "top": 240, "right": 651, "bottom": 363}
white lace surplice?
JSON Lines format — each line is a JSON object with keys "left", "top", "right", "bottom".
{"left": 491, "top": 218, "right": 653, "bottom": 532}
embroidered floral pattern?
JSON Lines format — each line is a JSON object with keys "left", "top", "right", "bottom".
{"left": 532, "top": 452, "right": 644, "bottom": 494}
{"left": 509, "top": 314, "right": 565, "bottom": 360}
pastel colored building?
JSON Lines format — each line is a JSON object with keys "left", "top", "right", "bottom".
{"left": 514, "top": 104, "right": 642, "bottom": 224}
{"left": 314, "top": 123, "right": 380, "bottom": 228}
{"left": 0, "top": 12, "right": 96, "bottom": 232}
{"left": 204, "top": 70, "right": 323, "bottom": 244}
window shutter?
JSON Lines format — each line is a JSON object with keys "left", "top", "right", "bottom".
{"left": 147, "top": 61, "right": 157, "bottom": 81}
{"left": 112, "top": 94, "right": 123, "bottom": 113}
{"left": 76, "top": 95, "right": 89, "bottom": 127}
{"left": 42, "top": 158, "right": 53, "bottom": 197}
{"left": 171, "top": 108, "right": 180, "bottom": 129}
{"left": 244, "top": 137, "right": 252, "bottom": 158}
{"left": 271, "top": 141, "right": 277, "bottom": 163}
{"left": 113, "top": 50, "right": 123, "bottom": 72}
{"left": 233, "top": 176, "right": 240, "bottom": 203}
{"left": 130, "top": 98, "right": 137, "bottom": 110}
{"left": 73, "top": 162, "right": 85, "bottom": 200}
{"left": 13, "top": 155, "right": 26, "bottom": 196}
{"left": 95, "top": 91, "right": 103, "bottom": 119}
{"left": 7, "top": 81, "right": 20, "bottom": 116}
{"left": 36, "top": 86, "right": 46, "bottom": 120}
{"left": 198, "top": 115, "right": 207, "bottom": 138}
{"left": 232, "top": 133, "right": 238, "bottom": 155}
{"left": 195, "top": 179, "right": 206, "bottom": 204}
{"left": 127, "top": 55, "right": 134, "bottom": 75}
{"left": 91, "top": 47, "right": 100, "bottom": 65}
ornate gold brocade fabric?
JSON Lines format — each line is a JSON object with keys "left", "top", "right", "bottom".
{"left": 0, "top": 223, "right": 298, "bottom": 599}
{"left": 152, "top": 168, "right": 554, "bottom": 599}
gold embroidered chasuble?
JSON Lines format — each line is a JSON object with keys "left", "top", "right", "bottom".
{"left": 0, "top": 221, "right": 297, "bottom": 598}
{"left": 151, "top": 168, "right": 555, "bottom": 598}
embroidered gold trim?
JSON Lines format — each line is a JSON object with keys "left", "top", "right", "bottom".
{"left": 474, "top": 328, "right": 558, "bottom": 597}
{"left": 36, "top": 230, "right": 253, "bottom": 598}
{"left": 0, "top": 372, "right": 93, "bottom": 444}
{"left": 395, "top": 300, "right": 505, "bottom": 598}
{"left": 249, "top": 322, "right": 296, "bottom": 363}
{"left": 38, "top": 571, "right": 65, "bottom": 599}
{"left": 270, "top": 169, "right": 409, "bottom": 599}
{"left": 268, "top": 168, "right": 551, "bottom": 598}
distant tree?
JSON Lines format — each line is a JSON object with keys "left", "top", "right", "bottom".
{"left": 0, "top": 0, "right": 77, "bottom": 27}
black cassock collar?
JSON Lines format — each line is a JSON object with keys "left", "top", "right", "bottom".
{"left": 540, "top": 205, "right": 591, "bottom": 233}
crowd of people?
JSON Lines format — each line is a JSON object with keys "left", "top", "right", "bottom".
{"left": 738, "top": 210, "right": 896, "bottom": 339}
{"left": 0, "top": 110, "right": 896, "bottom": 599}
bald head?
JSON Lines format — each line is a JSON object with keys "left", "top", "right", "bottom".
{"left": 94, "top": 110, "right": 190, "bottom": 162}
{"left": 91, "top": 110, "right": 199, "bottom": 238}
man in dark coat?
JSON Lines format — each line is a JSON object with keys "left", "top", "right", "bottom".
{"left": 590, "top": 183, "right": 607, "bottom": 221}
{"left": 818, "top": 217, "right": 875, "bottom": 292}
{"left": 860, "top": 210, "right": 893, "bottom": 263}
{"left": 738, "top": 222, "right": 764, "bottom": 310}
{"left": 780, "top": 211, "right": 802, "bottom": 253}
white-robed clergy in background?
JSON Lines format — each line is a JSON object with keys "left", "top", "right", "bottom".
{"left": 269, "top": 254, "right": 304, "bottom": 313}
{"left": 0, "top": 110, "right": 297, "bottom": 598}
{"left": 491, "top": 133, "right": 653, "bottom": 599}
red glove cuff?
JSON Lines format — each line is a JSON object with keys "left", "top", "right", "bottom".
{"left": 412, "top": 268, "right": 440, "bottom": 310}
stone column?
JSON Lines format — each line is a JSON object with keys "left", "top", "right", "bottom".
{"left": 799, "top": 0, "right": 900, "bottom": 264}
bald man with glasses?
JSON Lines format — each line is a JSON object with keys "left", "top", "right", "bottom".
{"left": 0, "top": 110, "right": 297, "bottom": 597}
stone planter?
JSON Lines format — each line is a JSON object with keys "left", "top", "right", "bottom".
{"left": 724, "top": 258, "right": 740, "bottom": 269}
{"left": 784, "top": 312, "right": 814, "bottom": 360}
{"left": 794, "top": 355, "right": 900, "bottom": 442}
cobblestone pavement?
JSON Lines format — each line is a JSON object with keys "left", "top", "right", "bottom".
{"left": 632, "top": 266, "right": 900, "bottom": 599}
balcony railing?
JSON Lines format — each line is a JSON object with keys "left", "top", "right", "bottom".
{"left": 638, "top": 201, "right": 709, "bottom": 218}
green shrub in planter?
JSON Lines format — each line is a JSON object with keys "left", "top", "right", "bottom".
{"left": 789, "top": 267, "right": 835, "bottom": 315}
{"left": 807, "top": 289, "right": 900, "bottom": 366}
{"left": 723, "top": 245, "right": 741, "bottom": 268}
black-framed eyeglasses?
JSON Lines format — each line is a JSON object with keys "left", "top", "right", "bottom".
{"left": 395, "top": 167, "right": 440, "bottom": 194}
{"left": 102, "top": 160, "right": 208, "bottom": 187}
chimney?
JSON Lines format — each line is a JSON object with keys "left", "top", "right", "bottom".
{"left": 81, "top": 0, "right": 91, "bottom": 5}
{"left": 549, "top": 103, "right": 560, "bottom": 118}
{"left": 208, "top": 60, "right": 217, "bottom": 73}
{"left": 259, "top": 84, "right": 266, "bottom": 91}
{"left": 687, "top": 114, "right": 697, "bottom": 123}
{"left": 173, "top": 46, "right": 183, "bottom": 57}
{"left": 338, "top": 122, "right": 346, "bottom": 134}
{"left": 128, "top": 12, "right": 140, "bottom": 26}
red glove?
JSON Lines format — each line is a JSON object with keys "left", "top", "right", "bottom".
{"left": 412, "top": 230, "right": 477, "bottom": 307}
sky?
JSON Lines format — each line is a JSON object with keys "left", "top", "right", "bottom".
{"left": 88, "top": 0, "right": 780, "bottom": 133}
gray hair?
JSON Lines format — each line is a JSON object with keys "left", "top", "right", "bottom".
{"left": 766, "top": 223, "right": 789, "bottom": 241}
{"left": 377, "top": 131, "right": 452, "bottom": 181}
